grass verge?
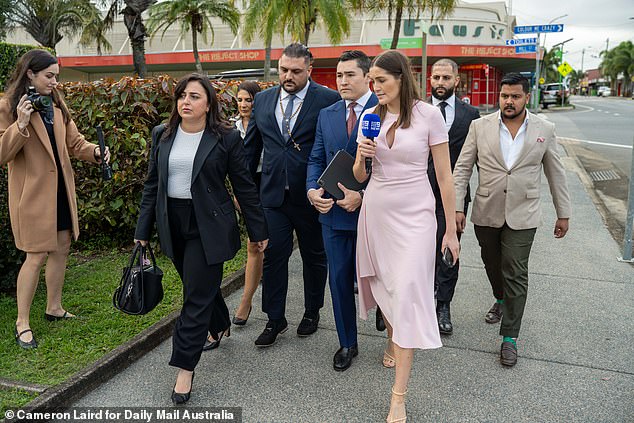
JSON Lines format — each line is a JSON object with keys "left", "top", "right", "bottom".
{"left": 0, "top": 244, "right": 246, "bottom": 413}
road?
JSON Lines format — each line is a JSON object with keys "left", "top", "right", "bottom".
{"left": 541, "top": 95, "right": 634, "bottom": 249}
{"left": 544, "top": 96, "right": 634, "bottom": 178}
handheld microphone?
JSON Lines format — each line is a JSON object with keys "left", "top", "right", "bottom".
{"left": 95, "top": 125, "right": 113, "bottom": 181}
{"left": 360, "top": 113, "right": 381, "bottom": 175}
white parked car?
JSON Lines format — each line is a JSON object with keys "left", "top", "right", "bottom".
{"left": 597, "top": 86, "right": 611, "bottom": 97}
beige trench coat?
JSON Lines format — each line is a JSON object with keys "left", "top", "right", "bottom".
{"left": 0, "top": 98, "right": 98, "bottom": 252}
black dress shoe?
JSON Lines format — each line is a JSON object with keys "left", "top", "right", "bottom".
{"left": 255, "top": 318, "right": 288, "bottom": 347}
{"left": 297, "top": 312, "right": 319, "bottom": 337}
{"left": 333, "top": 345, "right": 358, "bottom": 371}
{"left": 485, "top": 302, "right": 503, "bottom": 324}
{"left": 45, "top": 311, "right": 75, "bottom": 321}
{"left": 232, "top": 306, "right": 252, "bottom": 326}
{"left": 436, "top": 301, "right": 453, "bottom": 335}
{"left": 202, "top": 327, "right": 230, "bottom": 351}
{"left": 375, "top": 307, "right": 386, "bottom": 332}
{"left": 171, "top": 371, "right": 195, "bottom": 405}
{"left": 500, "top": 341, "right": 517, "bottom": 367}
{"left": 15, "top": 327, "right": 37, "bottom": 349}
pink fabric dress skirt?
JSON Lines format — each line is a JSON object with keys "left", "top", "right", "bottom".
{"left": 356, "top": 101, "right": 448, "bottom": 349}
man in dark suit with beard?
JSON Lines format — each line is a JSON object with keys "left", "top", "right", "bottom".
{"left": 428, "top": 58, "right": 480, "bottom": 335}
{"left": 244, "top": 43, "right": 340, "bottom": 347}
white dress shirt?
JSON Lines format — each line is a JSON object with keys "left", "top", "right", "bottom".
{"left": 431, "top": 94, "right": 456, "bottom": 130}
{"left": 499, "top": 112, "right": 529, "bottom": 169}
{"left": 275, "top": 81, "right": 310, "bottom": 135}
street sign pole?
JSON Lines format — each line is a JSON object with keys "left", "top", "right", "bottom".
{"left": 619, "top": 133, "right": 634, "bottom": 263}
{"left": 533, "top": 41, "right": 540, "bottom": 112}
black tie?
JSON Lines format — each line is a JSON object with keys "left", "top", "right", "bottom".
{"left": 438, "top": 101, "right": 448, "bottom": 122}
{"left": 282, "top": 94, "right": 296, "bottom": 142}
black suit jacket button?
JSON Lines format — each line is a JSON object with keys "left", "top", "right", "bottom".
{"left": 207, "top": 186, "right": 212, "bottom": 193}
{"left": 212, "top": 210, "right": 218, "bottom": 217}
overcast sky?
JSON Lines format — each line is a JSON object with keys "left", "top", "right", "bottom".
{"left": 464, "top": 0, "right": 634, "bottom": 71}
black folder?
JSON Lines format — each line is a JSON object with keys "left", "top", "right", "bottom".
{"left": 317, "top": 150, "right": 364, "bottom": 200}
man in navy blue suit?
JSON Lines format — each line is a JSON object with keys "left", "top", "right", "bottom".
{"left": 428, "top": 58, "right": 480, "bottom": 335}
{"left": 245, "top": 43, "right": 340, "bottom": 347}
{"left": 306, "top": 51, "right": 378, "bottom": 371}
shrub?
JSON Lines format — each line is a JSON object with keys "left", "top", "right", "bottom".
{"left": 0, "top": 43, "right": 54, "bottom": 91}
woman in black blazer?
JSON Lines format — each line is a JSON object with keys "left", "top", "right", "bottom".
{"left": 135, "top": 74, "right": 268, "bottom": 404}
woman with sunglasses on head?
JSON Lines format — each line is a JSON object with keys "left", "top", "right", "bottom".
{"left": 0, "top": 49, "right": 110, "bottom": 349}
{"left": 203, "top": 80, "right": 264, "bottom": 350}
{"left": 135, "top": 74, "right": 268, "bottom": 404}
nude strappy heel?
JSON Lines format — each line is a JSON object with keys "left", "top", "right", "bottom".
{"left": 382, "top": 338, "right": 396, "bottom": 368}
{"left": 387, "top": 388, "right": 408, "bottom": 423}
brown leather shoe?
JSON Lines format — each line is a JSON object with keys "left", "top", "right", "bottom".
{"left": 500, "top": 341, "right": 517, "bottom": 367}
{"left": 485, "top": 302, "right": 503, "bottom": 324}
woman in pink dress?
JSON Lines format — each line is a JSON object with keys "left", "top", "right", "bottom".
{"left": 353, "top": 50, "right": 460, "bottom": 422}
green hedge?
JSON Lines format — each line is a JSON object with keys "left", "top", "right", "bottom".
{"left": 0, "top": 75, "right": 275, "bottom": 292}
{"left": 0, "top": 43, "right": 54, "bottom": 91}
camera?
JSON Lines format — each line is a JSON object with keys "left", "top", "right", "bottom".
{"left": 26, "top": 86, "right": 52, "bottom": 111}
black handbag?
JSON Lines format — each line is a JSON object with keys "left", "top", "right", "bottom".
{"left": 113, "top": 242, "right": 164, "bottom": 315}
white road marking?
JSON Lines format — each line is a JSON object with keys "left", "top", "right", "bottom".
{"left": 559, "top": 137, "right": 632, "bottom": 149}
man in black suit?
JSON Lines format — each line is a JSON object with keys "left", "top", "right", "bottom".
{"left": 245, "top": 43, "right": 340, "bottom": 347}
{"left": 428, "top": 58, "right": 480, "bottom": 335}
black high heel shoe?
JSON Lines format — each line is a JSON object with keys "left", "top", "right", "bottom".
{"left": 232, "top": 306, "right": 252, "bottom": 326}
{"left": 202, "top": 327, "right": 230, "bottom": 351}
{"left": 171, "top": 371, "right": 195, "bottom": 405}
{"left": 15, "top": 326, "right": 38, "bottom": 349}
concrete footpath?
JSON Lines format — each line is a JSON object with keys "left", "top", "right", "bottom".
{"left": 69, "top": 149, "right": 633, "bottom": 422}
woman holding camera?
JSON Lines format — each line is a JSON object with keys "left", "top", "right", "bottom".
{"left": 134, "top": 74, "right": 268, "bottom": 404}
{"left": 0, "top": 49, "right": 110, "bottom": 349}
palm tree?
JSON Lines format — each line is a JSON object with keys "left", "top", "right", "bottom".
{"left": 99, "top": 0, "right": 156, "bottom": 77}
{"left": 0, "top": 0, "right": 11, "bottom": 41}
{"left": 600, "top": 48, "right": 619, "bottom": 94}
{"left": 147, "top": 0, "right": 240, "bottom": 73}
{"left": 9, "top": 0, "right": 101, "bottom": 53}
{"left": 242, "top": 0, "right": 286, "bottom": 81}
{"left": 356, "top": 0, "right": 455, "bottom": 50}
{"left": 281, "top": 0, "right": 351, "bottom": 46}
{"left": 611, "top": 41, "right": 633, "bottom": 97}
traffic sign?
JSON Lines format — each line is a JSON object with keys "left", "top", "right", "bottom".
{"left": 514, "top": 24, "right": 564, "bottom": 34}
{"left": 539, "top": 77, "right": 545, "bottom": 84}
{"left": 558, "top": 61, "right": 573, "bottom": 77}
{"left": 379, "top": 38, "right": 421, "bottom": 49}
{"left": 515, "top": 45, "right": 537, "bottom": 54}
{"left": 554, "top": 49, "right": 563, "bottom": 60}
{"left": 505, "top": 38, "right": 538, "bottom": 46}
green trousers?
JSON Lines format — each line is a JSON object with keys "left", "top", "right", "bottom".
{"left": 474, "top": 224, "right": 537, "bottom": 338}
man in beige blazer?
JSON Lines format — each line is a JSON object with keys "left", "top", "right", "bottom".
{"left": 453, "top": 73, "right": 571, "bottom": 367}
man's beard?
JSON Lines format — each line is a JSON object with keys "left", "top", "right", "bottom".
{"left": 503, "top": 104, "right": 526, "bottom": 119}
{"left": 432, "top": 86, "right": 454, "bottom": 101}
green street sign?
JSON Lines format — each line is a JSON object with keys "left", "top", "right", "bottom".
{"left": 554, "top": 49, "right": 563, "bottom": 60}
{"left": 380, "top": 38, "right": 422, "bottom": 49}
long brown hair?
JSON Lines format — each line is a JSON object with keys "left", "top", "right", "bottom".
{"left": 4, "top": 49, "right": 71, "bottom": 124}
{"left": 162, "top": 73, "right": 233, "bottom": 141}
{"left": 371, "top": 50, "right": 421, "bottom": 130}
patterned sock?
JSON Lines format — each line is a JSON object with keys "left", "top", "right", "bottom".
{"left": 496, "top": 299, "right": 504, "bottom": 304}
{"left": 503, "top": 336, "right": 517, "bottom": 346}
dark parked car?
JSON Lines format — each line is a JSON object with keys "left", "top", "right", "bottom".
{"left": 540, "top": 83, "right": 570, "bottom": 108}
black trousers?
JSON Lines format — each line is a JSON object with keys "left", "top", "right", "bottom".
{"left": 167, "top": 198, "right": 228, "bottom": 371}
{"left": 434, "top": 209, "right": 464, "bottom": 303}
{"left": 474, "top": 224, "right": 536, "bottom": 338}
{"left": 261, "top": 193, "right": 327, "bottom": 321}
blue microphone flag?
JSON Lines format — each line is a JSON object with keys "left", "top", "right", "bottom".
{"left": 360, "top": 113, "right": 381, "bottom": 139}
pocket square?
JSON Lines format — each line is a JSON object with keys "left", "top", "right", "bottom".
{"left": 536, "top": 137, "right": 545, "bottom": 143}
